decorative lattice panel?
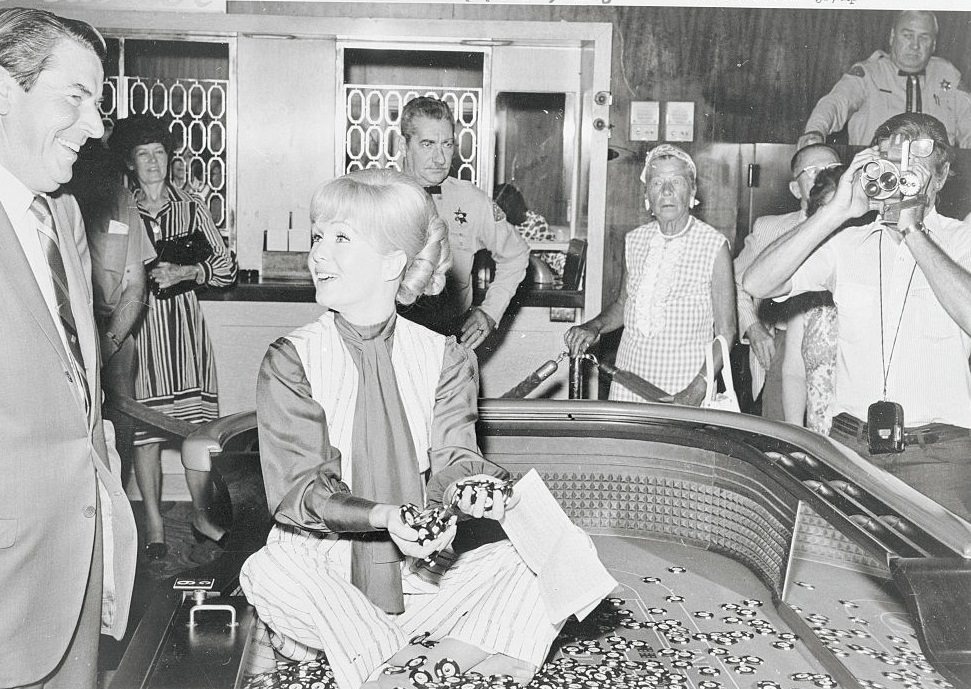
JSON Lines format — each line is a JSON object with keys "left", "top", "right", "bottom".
{"left": 101, "top": 75, "right": 231, "bottom": 240}
{"left": 342, "top": 86, "right": 480, "bottom": 184}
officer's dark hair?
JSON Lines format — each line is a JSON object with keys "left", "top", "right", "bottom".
{"left": 871, "top": 112, "right": 952, "bottom": 177}
{"left": 400, "top": 97, "right": 455, "bottom": 143}
{"left": 0, "top": 7, "right": 105, "bottom": 92}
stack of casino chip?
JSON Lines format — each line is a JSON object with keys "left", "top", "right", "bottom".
{"left": 242, "top": 659, "right": 335, "bottom": 689}
{"left": 399, "top": 503, "right": 455, "bottom": 546}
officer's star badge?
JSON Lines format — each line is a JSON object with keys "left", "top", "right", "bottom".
{"left": 941, "top": 79, "right": 952, "bottom": 91}
{"left": 454, "top": 208, "right": 468, "bottom": 225}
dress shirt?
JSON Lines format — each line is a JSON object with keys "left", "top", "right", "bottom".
{"left": 0, "top": 163, "right": 86, "bottom": 393}
{"left": 785, "top": 209, "right": 971, "bottom": 427}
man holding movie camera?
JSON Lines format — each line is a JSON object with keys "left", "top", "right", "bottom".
{"left": 743, "top": 113, "right": 971, "bottom": 521}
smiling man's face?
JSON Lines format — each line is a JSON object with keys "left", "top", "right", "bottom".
{"left": 0, "top": 38, "right": 104, "bottom": 193}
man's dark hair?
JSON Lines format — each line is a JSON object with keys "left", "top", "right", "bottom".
{"left": 494, "top": 183, "right": 528, "bottom": 225}
{"left": 871, "top": 112, "right": 952, "bottom": 177}
{"left": 108, "top": 114, "right": 176, "bottom": 169}
{"left": 806, "top": 165, "right": 845, "bottom": 218}
{"left": 400, "top": 96, "right": 454, "bottom": 143}
{"left": 0, "top": 7, "right": 105, "bottom": 92}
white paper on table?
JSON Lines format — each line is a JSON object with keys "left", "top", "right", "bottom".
{"left": 501, "top": 469, "right": 618, "bottom": 626}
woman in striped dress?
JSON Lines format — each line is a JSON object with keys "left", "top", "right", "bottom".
{"left": 564, "top": 144, "right": 736, "bottom": 404}
{"left": 240, "top": 169, "right": 561, "bottom": 689}
{"left": 110, "top": 115, "right": 237, "bottom": 560}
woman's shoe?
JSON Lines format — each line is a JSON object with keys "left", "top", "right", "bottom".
{"left": 191, "top": 523, "right": 229, "bottom": 549}
{"left": 145, "top": 542, "right": 168, "bottom": 560}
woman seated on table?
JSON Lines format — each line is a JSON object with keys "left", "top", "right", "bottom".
{"left": 240, "top": 169, "right": 561, "bottom": 689}
{"left": 564, "top": 144, "right": 736, "bottom": 405}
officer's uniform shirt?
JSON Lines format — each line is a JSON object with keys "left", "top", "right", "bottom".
{"left": 803, "top": 51, "right": 971, "bottom": 147}
{"left": 423, "top": 176, "right": 529, "bottom": 329}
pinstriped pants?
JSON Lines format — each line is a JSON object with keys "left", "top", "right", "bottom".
{"left": 239, "top": 527, "right": 561, "bottom": 689}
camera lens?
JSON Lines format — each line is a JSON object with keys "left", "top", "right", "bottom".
{"left": 878, "top": 171, "right": 899, "bottom": 192}
{"left": 863, "top": 181, "right": 882, "bottom": 198}
{"left": 862, "top": 161, "right": 882, "bottom": 178}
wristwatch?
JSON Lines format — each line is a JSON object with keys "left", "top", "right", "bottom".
{"left": 900, "top": 222, "right": 927, "bottom": 238}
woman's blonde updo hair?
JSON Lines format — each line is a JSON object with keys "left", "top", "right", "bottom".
{"left": 309, "top": 168, "right": 451, "bottom": 306}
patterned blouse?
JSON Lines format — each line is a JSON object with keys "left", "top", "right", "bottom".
{"left": 613, "top": 217, "right": 727, "bottom": 400}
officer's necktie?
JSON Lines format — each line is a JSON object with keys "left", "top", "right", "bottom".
{"left": 424, "top": 185, "right": 442, "bottom": 195}
{"left": 29, "top": 195, "right": 91, "bottom": 413}
{"left": 899, "top": 70, "right": 924, "bottom": 113}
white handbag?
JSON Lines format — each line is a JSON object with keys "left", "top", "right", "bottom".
{"left": 701, "top": 335, "right": 740, "bottom": 412}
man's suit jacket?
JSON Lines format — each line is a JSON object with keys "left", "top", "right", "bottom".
{"left": 734, "top": 210, "right": 804, "bottom": 397}
{"left": 0, "top": 193, "right": 137, "bottom": 686}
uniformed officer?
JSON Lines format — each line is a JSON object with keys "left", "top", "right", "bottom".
{"left": 798, "top": 11, "right": 971, "bottom": 149}
{"left": 398, "top": 96, "right": 529, "bottom": 350}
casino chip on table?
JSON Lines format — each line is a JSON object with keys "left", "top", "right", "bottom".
{"left": 242, "top": 561, "right": 947, "bottom": 689}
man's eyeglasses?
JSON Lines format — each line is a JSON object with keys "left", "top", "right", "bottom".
{"left": 795, "top": 162, "right": 842, "bottom": 183}
{"left": 904, "top": 138, "right": 935, "bottom": 158}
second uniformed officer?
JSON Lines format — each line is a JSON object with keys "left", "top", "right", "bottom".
{"left": 398, "top": 96, "right": 529, "bottom": 350}
{"left": 798, "top": 10, "right": 971, "bottom": 149}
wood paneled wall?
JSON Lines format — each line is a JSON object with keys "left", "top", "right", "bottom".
{"left": 233, "top": 2, "right": 971, "bottom": 308}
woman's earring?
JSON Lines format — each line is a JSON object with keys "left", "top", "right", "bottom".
{"left": 689, "top": 197, "right": 699, "bottom": 209}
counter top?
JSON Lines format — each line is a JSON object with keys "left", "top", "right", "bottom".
{"left": 198, "top": 280, "right": 584, "bottom": 308}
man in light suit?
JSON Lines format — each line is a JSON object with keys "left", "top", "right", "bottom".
{"left": 734, "top": 144, "right": 841, "bottom": 420}
{"left": 0, "top": 8, "right": 137, "bottom": 689}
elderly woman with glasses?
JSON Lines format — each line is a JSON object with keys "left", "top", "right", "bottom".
{"left": 565, "top": 144, "right": 736, "bottom": 405}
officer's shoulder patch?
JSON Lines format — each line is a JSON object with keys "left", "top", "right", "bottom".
{"left": 492, "top": 202, "right": 506, "bottom": 222}
{"left": 847, "top": 64, "right": 866, "bottom": 79}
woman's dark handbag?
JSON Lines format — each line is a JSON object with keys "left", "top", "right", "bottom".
{"left": 145, "top": 201, "right": 213, "bottom": 300}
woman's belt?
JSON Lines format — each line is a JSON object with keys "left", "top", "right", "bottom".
{"left": 831, "top": 412, "right": 970, "bottom": 446}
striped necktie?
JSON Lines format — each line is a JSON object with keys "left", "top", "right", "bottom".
{"left": 899, "top": 70, "right": 924, "bottom": 113}
{"left": 29, "top": 195, "right": 91, "bottom": 413}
